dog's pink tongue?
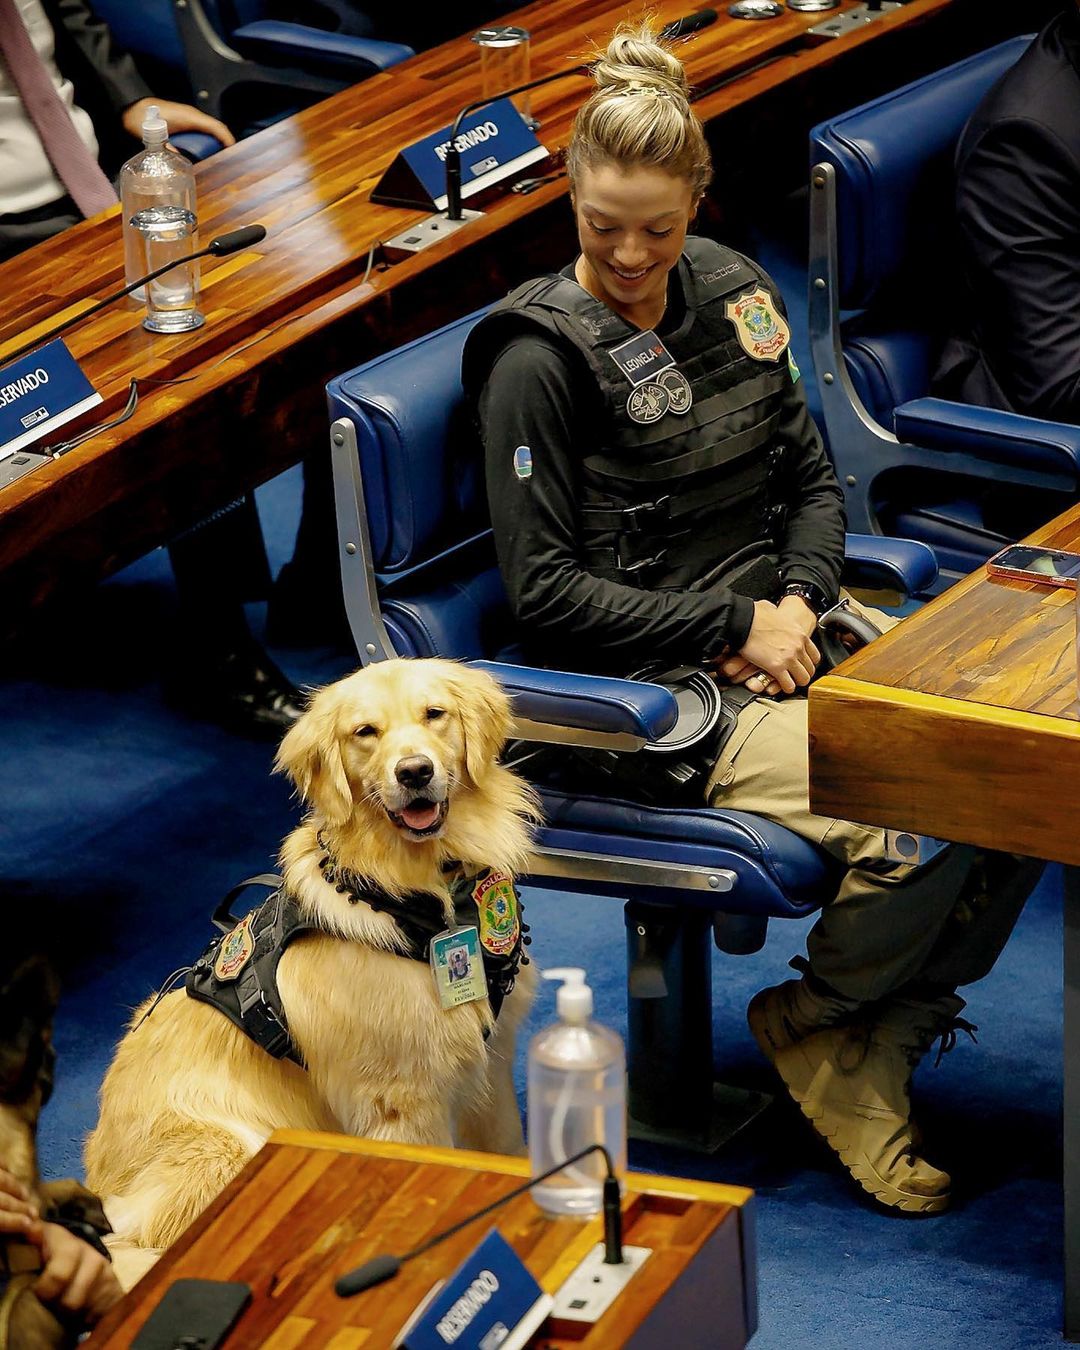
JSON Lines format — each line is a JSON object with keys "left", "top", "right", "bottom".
{"left": 401, "top": 801, "right": 440, "bottom": 830}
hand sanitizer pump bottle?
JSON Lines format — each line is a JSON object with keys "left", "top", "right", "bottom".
{"left": 527, "top": 968, "right": 626, "bottom": 1218}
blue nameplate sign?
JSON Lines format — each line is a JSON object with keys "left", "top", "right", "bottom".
{"left": 372, "top": 99, "right": 548, "bottom": 211}
{"left": 394, "top": 1229, "right": 552, "bottom": 1350}
{"left": 0, "top": 338, "right": 101, "bottom": 460}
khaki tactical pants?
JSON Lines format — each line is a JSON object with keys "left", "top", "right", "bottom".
{"left": 704, "top": 599, "right": 1041, "bottom": 1004}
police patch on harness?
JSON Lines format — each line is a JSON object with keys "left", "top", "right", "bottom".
{"left": 472, "top": 869, "right": 521, "bottom": 955}
{"left": 725, "top": 288, "right": 791, "bottom": 362}
{"left": 213, "top": 913, "right": 256, "bottom": 981}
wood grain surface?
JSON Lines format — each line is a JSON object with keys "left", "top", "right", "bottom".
{"left": 0, "top": 0, "right": 969, "bottom": 623}
{"left": 84, "top": 1132, "right": 755, "bottom": 1349}
{"left": 809, "top": 503, "right": 1080, "bottom": 861}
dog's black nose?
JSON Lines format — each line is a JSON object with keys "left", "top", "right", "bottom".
{"left": 395, "top": 756, "right": 434, "bottom": 789}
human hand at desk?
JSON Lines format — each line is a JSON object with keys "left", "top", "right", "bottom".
{"left": 717, "top": 596, "right": 819, "bottom": 696}
{"left": 0, "top": 1166, "right": 40, "bottom": 1235}
{"left": 0, "top": 1167, "right": 122, "bottom": 1323}
{"left": 122, "top": 98, "right": 236, "bottom": 149}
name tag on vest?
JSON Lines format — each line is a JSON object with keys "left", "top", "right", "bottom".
{"left": 372, "top": 99, "right": 548, "bottom": 211}
{"left": 0, "top": 339, "right": 101, "bottom": 460}
{"left": 607, "top": 330, "right": 675, "bottom": 387}
{"left": 394, "top": 1229, "right": 553, "bottom": 1350}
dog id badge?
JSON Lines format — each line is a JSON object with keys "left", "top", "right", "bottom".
{"left": 430, "top": 927, "right": 487, "bottom": 1010}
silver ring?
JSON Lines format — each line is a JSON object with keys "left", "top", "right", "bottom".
{"left": 751, "top": 671, "right": 769, "bottom": 687}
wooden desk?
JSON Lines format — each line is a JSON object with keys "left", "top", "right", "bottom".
{"left": 808, "top": 503, "right": 1080, "bottom": 1338}
{"left": 84, "top": 1131, "right": 756, "bottom": 1348}
{"left": 0, "top": 0, "right": 968, "bottom": 624}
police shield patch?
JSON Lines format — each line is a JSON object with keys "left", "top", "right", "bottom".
{"left": 213, "top": 913, "right": 256, "bottom": 981}
{"left": 725, "top": 288, "right": 791, "bottom": 362}
{"left": 472, "top": 870, "right": 520, "bottom": 955}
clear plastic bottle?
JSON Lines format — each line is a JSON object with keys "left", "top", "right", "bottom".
{"left": 118, "top": 105, "right": 199, "bottom": 312}
{"left": 527, "top": 968, "right": 626, "bottom": 1218}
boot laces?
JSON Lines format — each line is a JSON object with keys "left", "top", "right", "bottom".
{"left": 931, "top": 1016, "right": 978, "bottom": 1069}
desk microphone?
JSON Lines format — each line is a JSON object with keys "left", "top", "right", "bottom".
{"left": 335, "top": 1143, "right": 623, "bottom": 1297}
{"left": 659, "top": 8, "right": 719, "bottom": 39}
{"left": 0, "top": 224, "right": 268, "bottom": 367}
{"left": 444, "top": 66, "right": 588, "bottom": 221}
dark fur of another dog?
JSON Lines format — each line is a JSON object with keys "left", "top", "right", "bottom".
{"left": 0, "top": 940, "right": 110, "bottom": 1349}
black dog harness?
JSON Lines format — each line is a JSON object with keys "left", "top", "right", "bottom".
{"left": 183, "top": 864, "right": 529, "bottom": 1067}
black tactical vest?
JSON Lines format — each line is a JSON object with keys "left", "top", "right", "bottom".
{"left": 464, "top": 237, "right": 794, "bottom": 595}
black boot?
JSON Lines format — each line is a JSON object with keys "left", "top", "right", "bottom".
{"left": 167, "top": 635, "right": 304, "bottom": 739}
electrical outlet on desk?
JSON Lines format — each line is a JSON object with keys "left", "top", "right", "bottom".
{"left": 546, "top": 1244, "right": 652, "bottom": 1330}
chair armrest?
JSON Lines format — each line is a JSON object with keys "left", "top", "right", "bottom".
{"left": 469, "top": 661, "right": 678, "bottom": 744}
{"left": 170, "top": 132, "right": 223, "bottom": 162}
{"left": 843, "top": 532, "right": 938, "bottom": 594}
{"left": 231, "top": 21, "right": 414, "bottom": 74}
{"left": 894, "top": 397, "right": 1080, "bottom": 477}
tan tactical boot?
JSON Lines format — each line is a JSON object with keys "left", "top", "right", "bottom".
{"left": 772, "top": 992, "right": 972, "bottom": 1215}
{"left": 747, "top": 968, "right": 860, "bottom": 1065}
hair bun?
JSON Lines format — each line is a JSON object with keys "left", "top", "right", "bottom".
{"left": 592, "top": 22, "right": 690, "bottom": 100}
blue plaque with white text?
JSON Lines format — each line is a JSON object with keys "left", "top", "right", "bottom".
{"left": 395, "top": 1229, "right": 552, "bottom": 1350}
{"left": 0, "top": 339, "right": 101, "bottom": 459}
{"left": 372, "top": 99, "right": 548, "bottom": 211}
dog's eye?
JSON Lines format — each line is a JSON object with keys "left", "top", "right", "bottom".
{"left": 425, "top": 707, "right": 446, "bottom": 722}
{"left": 355, "top": 724, "right": 378, "bottom": 738}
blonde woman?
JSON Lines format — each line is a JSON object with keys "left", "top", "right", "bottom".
{"left": 464, "top": 22, "right": 1041, "bottom": 1214}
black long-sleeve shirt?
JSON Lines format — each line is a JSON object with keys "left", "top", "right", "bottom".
{"left": 478, "top": 265, "right": 845, "bottom": 673}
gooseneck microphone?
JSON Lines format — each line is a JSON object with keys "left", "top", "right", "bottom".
{"left": 335, "top": 1143, "right": 623, "bottom": 1298}
{"left": 0, "top": 224, "right": 268, "bottom": 367}
{"left": 444, "top": 67, "right": 588, "bottom": 222}
{"left": 659, "top": 8, "right": 719, "bottom": 39}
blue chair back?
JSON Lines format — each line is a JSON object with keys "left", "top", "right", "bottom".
{"left": 803, "top": 35, "right": 1076, "bottom": 574}
{"left": 91, "top": 0, "right": 188, "bottom": 77}
{"left": 811, "top": 35, "right": 1029, "bottom": 313}
{"left": 809, "top": 36, "right": 1030, "bottom": 423}
{"left": 327, "top": 311, "right": 518, "bottom": 663}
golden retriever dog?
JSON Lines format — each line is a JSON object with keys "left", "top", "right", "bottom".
{"left": 85, "top": 658, "right": 538, "bottom": 1264}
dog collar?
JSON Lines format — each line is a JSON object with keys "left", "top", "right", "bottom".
{"left": 317, "top": 836, "right": 531, "bottom": 1019}
{"left": 316, "top": 833, "right": 451, "bottom": 959}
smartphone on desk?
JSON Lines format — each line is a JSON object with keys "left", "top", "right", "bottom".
{"left": 130, "top": 1279, "right": 251, "bottom": 1349}
{"left": 985, "top": 544, "right": 1080, "bottom": 589}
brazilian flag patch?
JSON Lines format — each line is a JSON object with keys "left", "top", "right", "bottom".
{"left": 788, "top": 348, "right": 801, "bottom": 384}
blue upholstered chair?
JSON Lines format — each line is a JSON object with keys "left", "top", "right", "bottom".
{"left": 92, "top": 0, "right": 413, "bottom": 135}
{"left": 808, "top": 36, "right": 1080, "bottom": 586}
{"left": 325, "top": 309, "right": 939, "bottom": 1150}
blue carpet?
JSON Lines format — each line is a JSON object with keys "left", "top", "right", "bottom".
{"left": 0, "top": 465, "right": 1064, "bottom": 1346}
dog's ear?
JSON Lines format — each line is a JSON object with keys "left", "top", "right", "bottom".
{"left": 444, "top": 664, "right": 514, "bottom": 788}
{"left": 274, "top": 699, "right": 353, "bottom": 825}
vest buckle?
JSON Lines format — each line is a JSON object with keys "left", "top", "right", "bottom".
{"left": 624, "top": 495, "right": 672, "bottom": 532}
{"left": 618, "top": 548, "right": 669, "bottom": 578}
{"left": 244, "top": 998, "right": 292, "bottom": 1059}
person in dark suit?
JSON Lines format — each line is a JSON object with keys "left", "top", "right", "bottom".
{"left": 935, "top": 5, "right": 1080, "bottom": 422}
{"left": 0, "top": 0, "right": 303, "bottom": 737}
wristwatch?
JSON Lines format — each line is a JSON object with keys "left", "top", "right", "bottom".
{"left": 781, "top": 581, "right": 829, "bottom": 617}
